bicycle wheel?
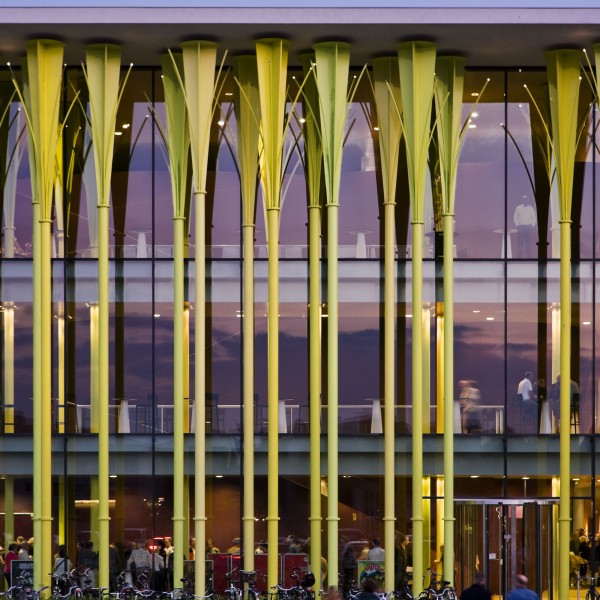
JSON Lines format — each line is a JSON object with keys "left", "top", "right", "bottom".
{"left": 585, "top": 588, "right": 600, "bottom": 600}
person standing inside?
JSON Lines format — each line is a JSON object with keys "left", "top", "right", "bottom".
{"left": 549, "top": 374, "right": 580, "bottom": 433}
{"left": 507, "top": 574, "right": 539, "bottom": 600}
{"left": 3, "top": 543, "right": 18, "bottom": 587}
{"left": 460, "top": 574, "right": 491, "bottom": 600}
{"left": 517, "top": 372, "right": 537, "bottom": 431}
{"left": 367, "top": 538, "right": 384, "bottom": 561}
{"left": 513, "top": 195, "right": 537, "bottom": 258}
{"left": 78, "top": 540, "right": 98, "bottom": 588}
{"left": 464, "top": 380, "right": 482, "bottom": 433}
{"left": 395, "top": 534, "right": 410, "bottom": 591}
{"left": 53, "top": 545, "right": 72, "bottom": 576}
{"left": 342, "top": 540, "right": 357, "bottom": 599}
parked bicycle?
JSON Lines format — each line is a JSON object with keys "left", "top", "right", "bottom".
{"left": 420, "top": 569, "right": 456, "bottom": 600}
{"left": 239, "top": 570, "right": 266, "bottom": 600}
{"left": 1, "top": 572, "right": 48, "bottom": 600}
{"left": 586, "top": 574, "right": 600, "bottom": 600}
{"left": 224, "top": 569, "right": 243, "bottom": 600}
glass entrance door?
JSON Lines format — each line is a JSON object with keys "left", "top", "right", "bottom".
{"left": 454, "top": 501, "right": 555, "bottom": 599}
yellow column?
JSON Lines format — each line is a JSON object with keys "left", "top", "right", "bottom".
{"left": 422, "top": 306, "right": 431, "bottom": 434}
{"left": 4, "top": 477, "right": 14, "bottom": 546}
{"left": 422, "top": 478, "right": 431, "bottom": 586}
{"left": 4, "top": 304, "right": 14, "bottom": 434}
{"left": 242, "top": 224, "right": 255, "bottom": 569}
{"left": 309, "top": 205, "right": 322, "bottom": 586}
{"left": 266, "top": 207, "right": 280, "bottom": 589}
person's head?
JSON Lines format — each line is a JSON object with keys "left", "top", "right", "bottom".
{"left": 474, "top": 574, "right": 486, "bottom": 586}
{"left": 372, "top": 538, "right": 380, "bottom": 547}
{"left": 361, "top": 578, "right": 377, "bottom": 593}
{"left": 164, "top": 537, "right": 172, "bottom": 548}
{"left": 521, "top": 194, "right": 529, "bottom": 205}
{"left": 58, "top": 544, "right": 67, "bottom": 558}
{"left": 8, "top": 543, "right": 17, "bottom": 553}
{"left": 85, "top": 540, "right": 94, "bottom": 550}
{"left": 525, "top": 371, "right": 532, "bottom": 381}
{"left": 515, "top": 574, "right": 528, "bottom": 588}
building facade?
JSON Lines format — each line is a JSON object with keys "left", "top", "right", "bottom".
{"left": 1, "top": 2, "right": 600, "bottom": 598}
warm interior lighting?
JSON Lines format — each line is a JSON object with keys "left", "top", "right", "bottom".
{"left": 75, "top": 499, "right": 116, "bottom": 507}
{"left": 472, "top": 310, "right": 480, "bottom": 314}
{"left": 583, "top": 321, "right": 591, "bottom": 325}
{"left": 122, "top": 123, "right": 130, "bottom": 129}
{"left": 114, "top": 131, "right": 123, "bottom": 136}
{"left": 218, "top": 120, "right": 225, "bottom": 127}
{"left": 470, "top": 92, "right": 479, "bottom": 97}
{"left": 215, "top": 475, "right": 223, "bottom": 478}
{"left": 154, "top": 314, "right": 161, "bottom": 318}
{"left": 486, "top": 317, "right": 495, "bottom": 321}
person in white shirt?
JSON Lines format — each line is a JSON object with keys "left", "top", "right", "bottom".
{"left": 513, "top": 195, "right": 537, "bottom": 258}
{"left": 367, "top": 538, "right": 385, "bottom": 561}
{"left": 517, "top": 371, "right": 537, "bottom": 430}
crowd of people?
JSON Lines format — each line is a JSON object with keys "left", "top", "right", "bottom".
{"left": 0, "top": 536, "right": 177, "bottom": 593}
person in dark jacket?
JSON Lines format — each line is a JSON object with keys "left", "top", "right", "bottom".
{"left": 460, "top": 574, "right": 492, "bottom": 600}
{"left": 355, "top": 578, "right": 379, "bottom": 600}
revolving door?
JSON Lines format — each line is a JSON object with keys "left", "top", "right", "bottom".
{"left": 454, "top": 501, "right": 556, "bottom": 599}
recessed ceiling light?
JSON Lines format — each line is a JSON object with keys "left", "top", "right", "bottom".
{"left": 114, "top": 131, "right": 122, "bottom": 136}
{"left": 472, "top": 310, "right": 481, "bottom": 314}
{"left": 471, "top": 92, "right": 479, "bottom": 97}
{"left": 373, "top": 126, "right": 379, "bottom": 131}
{"left": 471, "top": 112, "right": 479, "bottom": 118}
{"left": 583, "top": 321, "right": 591, "bottom": 325}
{"left": 468, "top": 124, "right": 477, "bottom": 129}
{"left": 486, "top": 317, "right": 495, "bottom": 321}
{"left": 122, "top": 123, "right": 130, "bottom": 129}
{"left": 470, "top": 475, "right": 479, "bottom": 479}
{"left": 522, "top": 476, "right": 529, "bottom": 480}
{"left": 215, "top": 475, "right": 223, "bottom": 478}
{"left": 154, "top": 313, "right": 161, "bottom": 318}
{"left": 218, "top": 120, "right": 225, "bottom": 127}
{"left": 406, "top": 314, "right": 412, "bottom": 318}
{"left": 225, "top": 92, "right": 233, "bottom": 96}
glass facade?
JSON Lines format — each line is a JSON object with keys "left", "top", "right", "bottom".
{"left": 0, "top": 46, "right": 598, "bottom": 599}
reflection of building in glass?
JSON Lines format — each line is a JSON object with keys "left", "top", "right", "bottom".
{"left": 0, "top": 4, "right": 599, "bottom": 599}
